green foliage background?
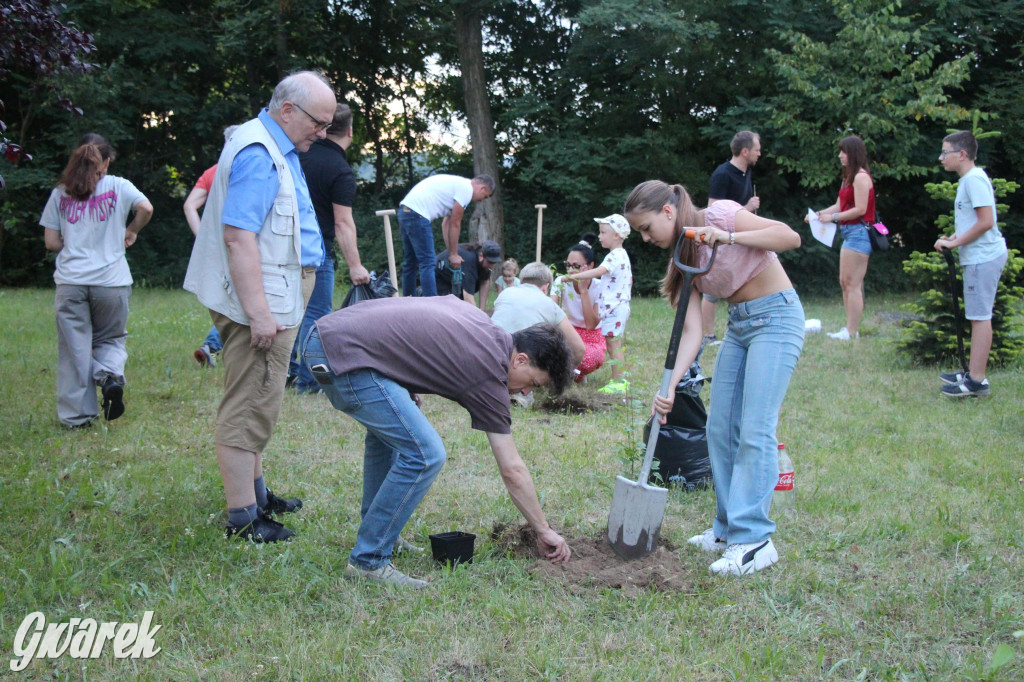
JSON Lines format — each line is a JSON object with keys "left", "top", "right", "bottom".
{"left": 2, "top": 0, "right": 1023, "bottom": 296}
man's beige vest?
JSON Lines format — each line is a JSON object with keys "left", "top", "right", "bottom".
{"left": 183, "top": 116, "right": 305, "bottom": 327}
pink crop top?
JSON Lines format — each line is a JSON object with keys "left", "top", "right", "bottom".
{"left": 694, "top": 200, "right": 776, "bottom": 300}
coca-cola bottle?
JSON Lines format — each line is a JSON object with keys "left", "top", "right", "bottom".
{"left": 773, "top": 443, "right": 796, "bottom": 519}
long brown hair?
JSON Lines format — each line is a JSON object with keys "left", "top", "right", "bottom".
{"left": 623, "top": 180, "right": 701, "bottom": 307}
{"left": 839, "top": 135, "right": 870, "bottom": 187}
{"left": 59, "top": 139, "right": 114, "bottom": 200}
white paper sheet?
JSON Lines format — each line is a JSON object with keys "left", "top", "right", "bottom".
{"left": 807, "top": 208, "right": 836, "bottom": 247}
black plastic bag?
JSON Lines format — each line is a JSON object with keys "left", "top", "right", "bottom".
{"left": 341, "top": 283, "right": 375, "bottom": 308}
{"left": 367, "top": 270, "right": 397, "bottom": 298}
{"left": 341, "top": 270, "right": 396, "bottom": 308}
{"left": 641, "top": 360, "right": 712, "bottom": 490}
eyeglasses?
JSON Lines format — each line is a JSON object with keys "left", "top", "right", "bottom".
{"left": 563, "top": 261, "right": 584, "bottom": 271}
{"left": 939, "top": 149, "right": 962, "bottom": 159}
{"left": 291, "top": 102, "right": 330, "bottom": 132}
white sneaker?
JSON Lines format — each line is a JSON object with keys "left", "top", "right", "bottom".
{"left": 687, "top": 528, "right": 726, "bottom": 552}
{"left": 827, "top": 327, "right": 860, "bottom": 340}
{"left": 345, "top": 562, "right": 428, "bottom": 589}
{"left": 709, "top": 538, "right": 779, "bottom": 576}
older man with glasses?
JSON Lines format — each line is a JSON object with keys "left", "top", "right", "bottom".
{"left": 184, "top": 70, "right": 337, "bottom": 542}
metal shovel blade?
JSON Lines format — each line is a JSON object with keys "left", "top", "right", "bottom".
{"left": 607, "top": 474, "right": 668, "bottom": 560}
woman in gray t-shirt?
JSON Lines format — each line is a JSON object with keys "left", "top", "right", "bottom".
{"left": 40, "top": 135, "right": 153, "bottom": 427}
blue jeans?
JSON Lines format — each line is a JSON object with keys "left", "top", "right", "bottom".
{"left": 289, "top": 256, "right": 335, "bottom": 392}
{"left": 398, "top": 208, "right": 437, "bottom": 296}
{"left": 202, "top": 326, "right": 222, "bottom": 353}
{"left": 840, "top": 222, "right": 872, "bottom": 254}
{"left": 302, "top": 327, "right": 447, "bottom": 570}
{"left": 708, "top": 289, "right": 804, "bottom": 544}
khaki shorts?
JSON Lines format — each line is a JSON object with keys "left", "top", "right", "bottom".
{"left": 212, "top": 267, "right": 316, "bottom": 452}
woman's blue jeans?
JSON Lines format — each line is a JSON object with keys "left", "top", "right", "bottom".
{"left": 708, "top": 289, "right": 804, "bottom": 545}
{"left": 302, "top": 327, "right": 446, "bottom": 570}
{"left": 397, "top": 209, "right": 437, "bottom": 296}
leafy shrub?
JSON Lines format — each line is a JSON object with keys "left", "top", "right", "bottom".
{"left": 896, "top": 249, "right": 1024, "bottom": 366}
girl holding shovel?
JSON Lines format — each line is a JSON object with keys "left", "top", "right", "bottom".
{"left": 623, "top": 180, "right": 803, "bottom": 576}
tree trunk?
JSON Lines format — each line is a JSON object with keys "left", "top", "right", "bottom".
{"left": 454, "top": 1, "right": 504, "bottom": 253}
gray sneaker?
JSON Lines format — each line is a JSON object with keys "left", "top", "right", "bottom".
{"left": 394, "top": 535, "right": 424, "bottom": 554}
{"left": 345, "top": 562, "right": 428, "bottom": 589}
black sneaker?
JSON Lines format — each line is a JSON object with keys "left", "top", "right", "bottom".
{"left": 939, "top": 370, "right": 966, "bottom": 385}
{"left": 264, "top": 489, "right": 303, "bottom": 515}
{"left": 225, "top": 510, "right": 294, "bottom": 542}
{"left": 100, "top": 376, "right": 125, "bottom": 421}
{"left": 941, "top": 375, "right": 990, "bottom": 398}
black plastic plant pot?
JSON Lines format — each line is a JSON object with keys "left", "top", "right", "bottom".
{"left": 429, "top": 531, "right": 476, "bottom": 566}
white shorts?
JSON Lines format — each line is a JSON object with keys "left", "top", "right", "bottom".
{"left": 964, "top": 253, "right": 1007, "bottom": 321}
{"left": 600, "top": 304, "right": 630, "bottom": 338}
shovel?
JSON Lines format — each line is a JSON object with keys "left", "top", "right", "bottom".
{"left": 608, "top": 229, "right": 717, "bottom": 560}
{"left": 941, "top": 247, "right": 968, "bottom": 375}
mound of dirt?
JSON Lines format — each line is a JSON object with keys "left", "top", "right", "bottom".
{"left": 535, "top": 388, "right": 627, "bottom": 414}
{"left": 490, "top": 523, "right": 695, "bottom": 594}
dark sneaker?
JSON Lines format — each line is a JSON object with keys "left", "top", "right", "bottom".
{"left": 709, "top": 538, "right": 779, "bottom": 576}
{"left": 194, "top": 345, "right": 215, "bottom": 367}
{"left": 285, "top": 374, "right": 298, "bottom": 389}
{"left": 939, "top": 370, "right": 966, "bottom": 385}
{"left": 264, "top": 490, "right": 303, "bottom": 515}
{"left": 941, "top": 375, "right": 990, "bottom": 398}
{"left": 100, "top": 376, "right": 125, "bottom": 421}
{"left": 225, "top": 510, "right": 294, "bottom": 542}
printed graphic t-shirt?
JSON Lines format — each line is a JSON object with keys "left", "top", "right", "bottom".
{"left": 40, "top": 175, "right": 148, "bottom": 287}
{"left": 597, "top": 247, "right": 632, "bottom": 315}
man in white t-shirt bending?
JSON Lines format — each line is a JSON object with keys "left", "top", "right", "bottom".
{"left": 397, "top": 174, "right": 494, "bottom": 296}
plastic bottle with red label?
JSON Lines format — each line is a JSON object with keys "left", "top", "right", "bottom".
{"left": 773, "top": 443, "right": 796, "bottom": 519}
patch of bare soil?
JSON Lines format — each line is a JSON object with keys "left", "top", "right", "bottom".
{"left": 490, "top": 523, "right": 695, "bottom": 594}
{"left": 535, "top": 386, "right": 627, "bottom": 414}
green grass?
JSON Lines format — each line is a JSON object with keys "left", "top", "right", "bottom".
{"left": 1, "top": 287, "right": 1022, "bottom": 680}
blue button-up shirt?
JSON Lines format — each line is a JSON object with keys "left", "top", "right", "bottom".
{"left": 222, "top": 109, "right": 324, "bottom": 266}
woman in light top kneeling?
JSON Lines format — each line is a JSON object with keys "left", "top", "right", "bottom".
{"left": 623, "top": 180, "right": 803, "bottom": 576}
{"left": 550, "top": 234, "right": 605, "bottom": 382}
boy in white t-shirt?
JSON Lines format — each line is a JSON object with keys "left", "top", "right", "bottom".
{"left": 935, "top": 130, "right": 1008, "bottom": 398}
{"left": 568, "top": 214, "right": 633, "bottom": 393}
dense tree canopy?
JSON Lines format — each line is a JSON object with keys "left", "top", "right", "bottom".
{"left": 1, "top": 0, "right": 1020, "bottom": 293}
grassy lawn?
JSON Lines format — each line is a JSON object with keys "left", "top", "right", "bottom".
{"left": 1, "top": 287, "right": 1022, "bottom": 680}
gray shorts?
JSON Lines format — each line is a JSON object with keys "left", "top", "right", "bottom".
{"left": 963, "top": 252, "right": 1007, "bottom": 321}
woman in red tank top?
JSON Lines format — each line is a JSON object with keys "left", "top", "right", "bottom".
{"left": 807, "top": 135, "right": 875, "bottom": 340}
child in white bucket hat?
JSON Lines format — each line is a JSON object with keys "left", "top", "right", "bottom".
{"left": 567, "top": 214, "right": 633, "bottom": 393}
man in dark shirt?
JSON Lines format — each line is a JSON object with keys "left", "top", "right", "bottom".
{"left": 289, "top": 103, "right": 370, "bottom": 393}
{"left": 435, "top": 239, "right": 501, "bottom": 310}
{"left": 703, "top": 130, "right": 763, "bottom": 343}
{"left": 708, "top": 130, "right": 761, "bottom": 211}
{"left": 302, "top": 296, "right": 574, "bottom": 587}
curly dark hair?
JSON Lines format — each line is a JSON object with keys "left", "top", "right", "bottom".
{"left": 511, "top": 323, "right": 573, "bottom": 395}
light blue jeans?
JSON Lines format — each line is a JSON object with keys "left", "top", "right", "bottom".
{"left": 708, "top": 289, "right": 804, "bottom": 545}
{"left": 398, "top": 208, "right": 437, "bottom": 296}
{"left": 302, "top": 327, "right": 446, "bottom": 570}
{"left": 289, "top": 255, "right": 335, "bottom": 392}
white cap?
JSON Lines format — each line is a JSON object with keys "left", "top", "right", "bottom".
{"left": 594, "top": 214, "right": 630, "bottom": 239}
